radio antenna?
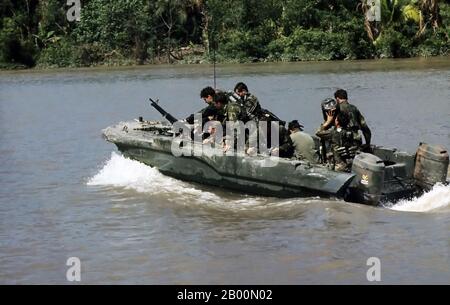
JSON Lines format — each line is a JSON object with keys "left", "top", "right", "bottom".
{"left": 212, "top": 35, "right": 217, "bottom": 89}
{"left": 213, "top": 48, "right": 216, "bottom": 89}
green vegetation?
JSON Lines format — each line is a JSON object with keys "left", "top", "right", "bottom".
{"left": 0, "top": 0, "right": 449, "bottom": 69}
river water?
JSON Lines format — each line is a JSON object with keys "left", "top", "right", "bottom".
{"left": 0, "top": 58, "right": 449, "bottom": 284}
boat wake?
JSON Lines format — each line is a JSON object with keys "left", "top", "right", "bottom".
{"left": 87, "top": 152, "right": 218, "bottom": 201}
{"left": 88, "top": 152, "right": 450, "bottom": 213}
{"left": 387, "top": 183, "right": 450, "bottom": 213}
{"left": 87, "top": 152, "right": 325, "bottom": 212}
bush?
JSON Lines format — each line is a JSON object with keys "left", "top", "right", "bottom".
{"left": 0, "top": 18, "right": 36, "bottom": 67}
{"left": 77, "top": 43, "right": 108, "bottom": 66}
{"left": 414, "top": 29, "right": 450, "bottom": 57}
{"left": 1, "top": 0, "right": 449, "bottom": 68}
{"left": 374, "top": 27, "right": 413, "bottom": 58}
{"left": 267, "top": 27, "right": 354, "bottom": 61}
{"left": 334, "top": 18, "right": 375, "bottom": 59}
{"left": 37, "top": 39, "right": 79, "bottom": 68}
{"left": 74, "top": 0, "right": 153, "bottom": 60}
{"left": 38, "top": 40, "right": 115, "bottom": 68}
{"left": 267, "top": 36, "right": 289, "bottom": 61}
{"left": 218, "top": 30, "right": 266, "bottom": 62}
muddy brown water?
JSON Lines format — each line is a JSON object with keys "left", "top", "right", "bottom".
{"left": 0, "top": 57, "right": 449, "bottom": 284}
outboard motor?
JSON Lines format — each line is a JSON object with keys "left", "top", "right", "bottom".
{"left": 350, "top": 153, "right": 386, "bottom": 205}
{"left": 414, "top": 143, "right": 449, "bottom": 189}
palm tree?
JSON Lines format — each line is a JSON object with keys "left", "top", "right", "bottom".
{"left": 359, "top": 0, "right": 381, "bottom": 41}
{"left": 360, "top": 0, "right": 405, "bottom": 41}
{"left": 418, "top": 0, "right": 442, "bottom": 34}
{"left": 400, "top": 0, "right": 443, "bottom": 37}
{"left": 360, "top": 0, "right": 443, "bottom": 42}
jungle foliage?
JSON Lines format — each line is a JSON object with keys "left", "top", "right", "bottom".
{"left": 0, "top": 0, "right": 449, "bottom": 68}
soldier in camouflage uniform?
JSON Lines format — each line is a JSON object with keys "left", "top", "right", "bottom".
{"left": 229, "top": 82, "right": 262, "bottom": 123}
{"left": 316, "top": 112, "right": 358, "bottom": 172}
{"left": 228, "top": 82, "right": 265, "bottom": 154}
{"left": 214, "top": 92, "right": 241, "bottom": 124}
{"left": 334, "top": 89, "right": 371, "bottom": 150}
{"left": 185, "top": 86, "right": 218, "bottom": 125}
{"left": 214, "top": 92, "right": 243, "bottom": 152}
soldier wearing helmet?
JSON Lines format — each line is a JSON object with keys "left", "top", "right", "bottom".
{"left": 334, "top": 89, "right": 371, "bottom": 150}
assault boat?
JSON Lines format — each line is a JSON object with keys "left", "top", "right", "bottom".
{"left": 102, "top": 103, "right": 449, "bottom": 206}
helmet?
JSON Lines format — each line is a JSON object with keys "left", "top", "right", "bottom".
{"left": 321, "top": 98, "right": 337, "bottom": 121}
{"left": 288, "top": 120, "right": 304, "bottom": 131}
{"left": 321, "top": 98, "right": 337, "bottom": 111}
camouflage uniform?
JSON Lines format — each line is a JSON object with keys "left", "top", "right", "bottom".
{"left": 316, "top": 125, "right": 358, "bottom": 172}
{"left": 222, "top": 101, "right": 241, "bottom": 123}
{"left": 185, "top": 103, "right": 217, "bottom": 125}
{"left": 228, "top": 92, "right": 261, "bottom": 123}
{"left": 230, "top": 92, "right": 272, "bottom": 154}
{"left": 220, "top": 101, "right": 243, "bottom": 151}
{"left": 241, "top": 93, "right": 261, "bottom": 122}
{"left": 338, "top": 102, "right": 371, "bottom": 146}
{"left": 218, "top": 101, "right": 242, "bottom": 133}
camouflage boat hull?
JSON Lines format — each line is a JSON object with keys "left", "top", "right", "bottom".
{"left": 103, "top": 120, "right": 449, "bottom": 206}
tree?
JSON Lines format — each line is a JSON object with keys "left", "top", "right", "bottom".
{"left": 75, "top": 0, "right": 154, "bottom": 63}
{"left": 154, "top": 0, "right": 187, "bottom": 63}
{"left": 360, "top": 0, "right": 444, "bottom": 41}
{"left": 419, "top": 0, "right": 442, "bottom": 34}
{"left": 0, "top": 0, "right": 39, "bottom": 67}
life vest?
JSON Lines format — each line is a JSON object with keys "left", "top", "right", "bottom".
{"left": 228, "top": 92, "right": 261, "bottom": 122}
{"left": 334, "top": 128, "right": 358, "bottom": 161}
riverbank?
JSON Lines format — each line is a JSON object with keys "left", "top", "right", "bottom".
{"left": 2, "top": 55, "right": 450, "bottom": 75}
{"left": 2, "top": 43, "right": 450, "bottom": 72}
{"left": 2, "top": 1, "right": 449, "bottom": 71}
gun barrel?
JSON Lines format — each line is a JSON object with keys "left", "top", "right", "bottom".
{"left": 150, "top": 99, "right": 178, "bottom": 124}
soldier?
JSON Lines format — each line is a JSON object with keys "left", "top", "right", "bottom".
{"left": 334, "top": 89, "right": 371, "bottom": 151}
{"left": 316, "top": 112, "right": 358, "bottom": 172}
{"left": 231, "top": 82, "right": 288, "bottom": 155}
{"left": 316, "top": 98, "right": 338, "bottom": 163}
{"left": 288, "top": 120, "right": 317, "bottom": 163}
{"left": 229, "top": 82, "right": 262, "bottom": 123}
{"left": 319, "top": 98, "right": 338, "bottom": 130}
{"left": 270, "top": 124, "right": 295, "bottom": 158}
{"left": 214, "top": 92, "right": 241, "bottom": 124}
{"left": 214, "top": 92, "right": 242, "bottom": 152}
{"left": 185, "top": 86, "right": 217, "bottom": 125}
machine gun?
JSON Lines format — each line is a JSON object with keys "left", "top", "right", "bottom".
{"left": 149, "top": 98, "right": 196, "bottom": 139}
{"left": 149, "top": 98, "right": 178, "bottom": 124}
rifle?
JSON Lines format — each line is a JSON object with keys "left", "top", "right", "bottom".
{"left": 149, "top": 98, "right": 178, "bottom": 124}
